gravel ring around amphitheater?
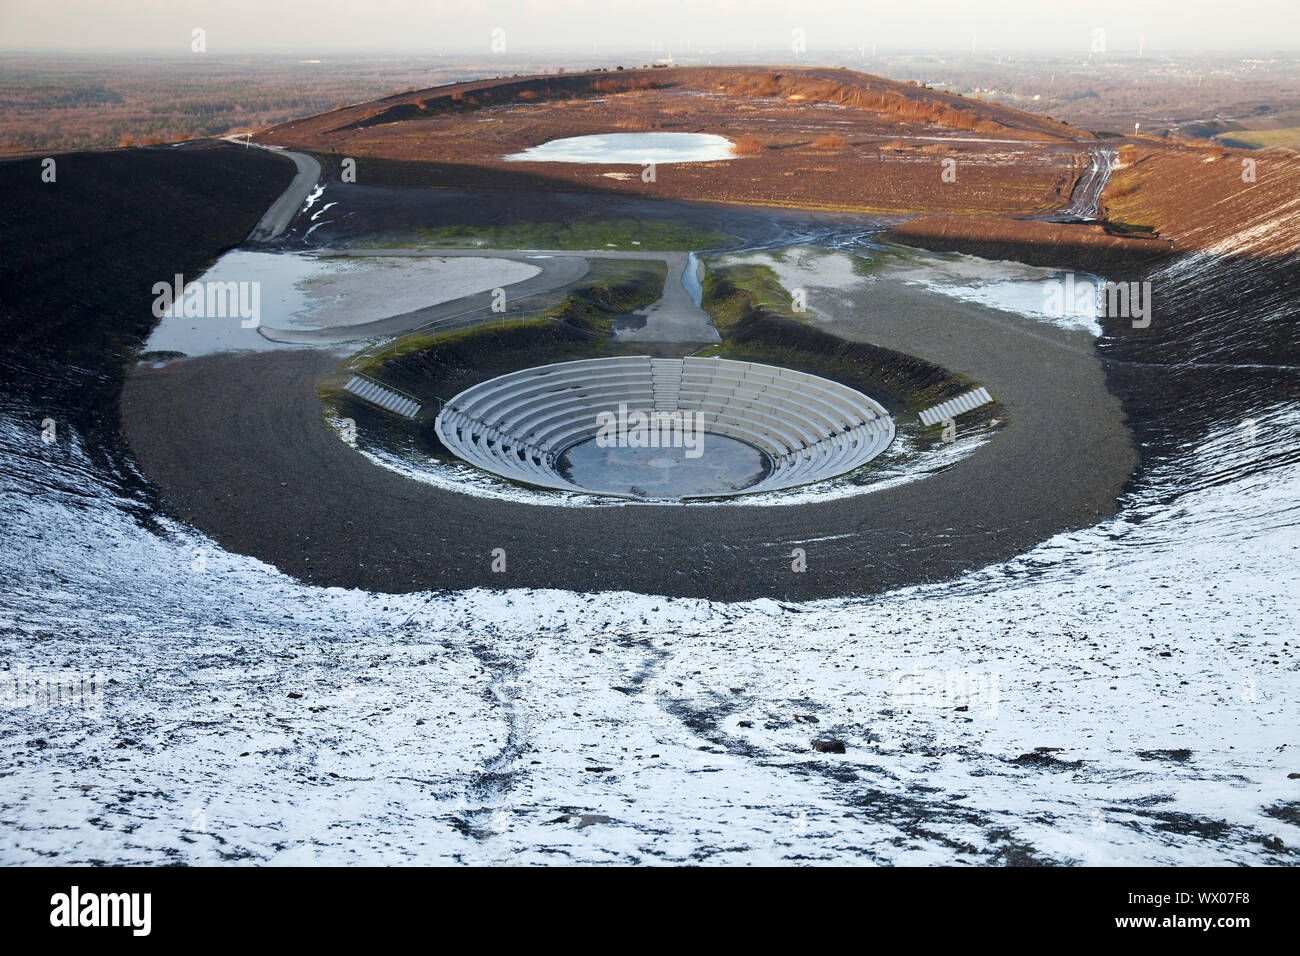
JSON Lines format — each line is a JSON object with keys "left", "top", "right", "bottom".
{"left": 120, "top": 279, "right": 1137, "bottom": 601}
{"left": 433, "top": 356, "right": 896, "bottom": 499}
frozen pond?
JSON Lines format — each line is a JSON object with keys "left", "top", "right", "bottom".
{"left": 142, "top": 251, "right": 540, "bottom": 357}
{"left": 882, "top": 251, "right": 1103, "bottom": 336}
{"left": 717, "top": 245, "right": 1103, "bottom": 336}
{"left": 505, "top": 132, "right": 736, "bottom": 164}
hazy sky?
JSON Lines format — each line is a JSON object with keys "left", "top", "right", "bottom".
{"left": 2, "top": 0, "right": 1296, "bottom": 54}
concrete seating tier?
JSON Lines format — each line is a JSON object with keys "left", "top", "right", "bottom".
{"left": 434, "top": 356, "right": 895, "bottom": 497}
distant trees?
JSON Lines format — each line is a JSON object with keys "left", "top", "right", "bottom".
{"left": 0, "top": 58, "right": 472, "bottom": 151}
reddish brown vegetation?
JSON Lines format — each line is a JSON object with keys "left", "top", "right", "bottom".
{"left": 591, "top": 75, "right": 658, "bottom": 94}
{"left": 1102, "top": 145, "right": 1300, "bottom": 255}
{"left": 311, "top": 66, "right": 1078, "bottom": 140}
{"left": 810, "top": 133, "right": 848, "bottom": 150}
{"left": 703, "top": 70, "right": 1055, "bottom": 137}
{"left": 257, "top": 66, "right": 1092, "bottom": 215}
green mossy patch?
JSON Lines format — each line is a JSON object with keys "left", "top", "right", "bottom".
{"left": 361, "top": 219, "right": 731, "bottom": 252}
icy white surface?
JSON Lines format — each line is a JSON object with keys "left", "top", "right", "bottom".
{"left": 287, "top": 255, "right": 538, "bottom": 329}
{"left": 715, "top": 246, "right": 868, "bottom": 322}
{"left": 1, "top": 400, "right": 1296, "bottom": 865}
{"left": 356, "top": 427, "right": 986, "bottom": 509}
{"left": 142, "top": 251, "right": 540, "bottom": 356}
{"left": 885, "top": 253, "right": 1103, "bottom": 336}
{"left": 505, "top": 132, "right": 736, "bottom": 164}
{"left": 721, "top": 245, "right": 1102, "bottom": 336}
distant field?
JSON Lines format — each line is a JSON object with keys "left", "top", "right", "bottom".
{"left": 1215, "top": 127, "right": 1300, "bottom": 150}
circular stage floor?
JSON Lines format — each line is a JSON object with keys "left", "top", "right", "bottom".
{"left": 558, "top": 432, "right": 769, "bottom": 499}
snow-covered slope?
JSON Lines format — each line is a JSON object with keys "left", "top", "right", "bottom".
{"left": 2, "top": 395, "right": 1295, "bottom": 864}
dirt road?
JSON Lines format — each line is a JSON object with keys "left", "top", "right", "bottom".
{"left": 221, "top": 137, "right": 322, "bottom": 243}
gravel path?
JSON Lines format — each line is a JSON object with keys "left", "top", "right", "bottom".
{"left": 227, "top": 141, "right": 321, "bottom": 243}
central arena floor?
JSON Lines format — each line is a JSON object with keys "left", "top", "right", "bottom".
{"left": 557, "top": 432, "right": 769, "bottom": 498}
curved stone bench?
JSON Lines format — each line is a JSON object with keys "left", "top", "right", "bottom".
{"left": 434, "top": 356, "right": 895, "bottom": 498}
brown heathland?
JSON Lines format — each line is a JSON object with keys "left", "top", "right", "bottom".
{"left": 255, "top": 65, "right": 1093, "bottom": 216}
{"left": 1102, "top": 143, "right": 1300, "bottom": 256}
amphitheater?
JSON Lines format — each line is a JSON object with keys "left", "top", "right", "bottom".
{"left": 433, "top": 356, "right": 895, "bottom": 498}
